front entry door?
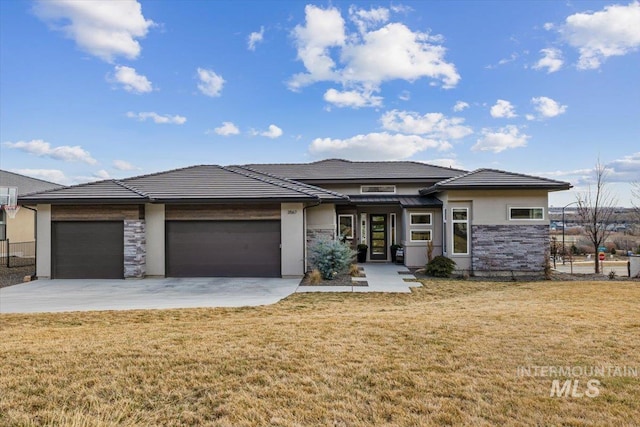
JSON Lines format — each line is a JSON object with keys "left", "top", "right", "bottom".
{"left": 369, "top": 214, "right": 387, "bottom": 260}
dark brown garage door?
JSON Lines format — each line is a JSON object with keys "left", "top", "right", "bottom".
{"left": 166, "top": 220, "right": 281, "bottom": 277}
{"left": 52, "top": 221, "right": 124, "bottom": 279}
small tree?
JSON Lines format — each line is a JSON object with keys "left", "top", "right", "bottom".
{"left": 308, "top": 238, "right": 356, "bottom": 280}
{"left": 576, "top": 160, "right": 617, "bottom": 274}
{"left": 632, "top": 181, "right": 640, "bottom": 223}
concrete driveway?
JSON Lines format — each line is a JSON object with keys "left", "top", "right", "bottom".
{"left": 0, "top": 277, "right": 301, "bottom": 314}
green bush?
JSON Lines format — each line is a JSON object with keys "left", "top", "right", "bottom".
{"left": 425, "top": 255, "right": 456, "bottom": 278}
{"left": 309, "top": 238, "right": 357, "bottom": 280}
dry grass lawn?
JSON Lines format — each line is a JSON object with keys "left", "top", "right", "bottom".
{"left": 1, "top": 280, "right": 639, "bottom": 426}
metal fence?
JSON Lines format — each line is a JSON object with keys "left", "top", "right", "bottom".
{"left": 0, "top": 240, "right": 36, "bottom": 268}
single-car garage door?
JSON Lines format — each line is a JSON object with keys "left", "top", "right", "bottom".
{"left": 166, "top": 220, "right": 281, "bottom": 277}
{"left": 52, "top": 221, "right": 124, "bottom": 279}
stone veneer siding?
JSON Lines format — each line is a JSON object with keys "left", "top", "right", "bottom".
{"left": 124, "top": 220, "right": 146, "bottom": 278}
{"left": 472, "top": 224, "right": 549, "bottom": 273}
{"left": 306, "top": 228, "right": 335, "bottom": 271}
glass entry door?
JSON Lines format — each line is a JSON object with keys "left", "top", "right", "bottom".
{"left": 369, "top": 214, "right": 387, "bottom": 260}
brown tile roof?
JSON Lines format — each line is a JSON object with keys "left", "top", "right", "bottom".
{"left": 244, "top": 159, "right": 466, "bottom": 181}
{"left": 420, "top": 168, "right": 572, "bottom": 195}
{"left": 19, "top": 165, "right": 347, "bottom": 204}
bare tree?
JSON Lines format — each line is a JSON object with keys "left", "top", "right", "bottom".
{"left": 576, "top": 160, "right": 617, "bottom": 274}
{"left": 632, "top": 181, "right": 640, "bottom": 222}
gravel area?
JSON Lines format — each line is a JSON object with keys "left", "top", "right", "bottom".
{"left": 0, "top": 265, "right": 36, "bottom": 288}
{"left": 299, "top": 270, "right": 367, "bottom": 286}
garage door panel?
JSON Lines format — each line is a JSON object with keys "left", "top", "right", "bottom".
{"left": 166, "top": 220, "right": 281, "bottom": 277}
{"left": 52, "top": 221, "right": 124, "bottom": 279}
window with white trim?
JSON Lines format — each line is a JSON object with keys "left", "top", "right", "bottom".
{"left": 338, "top": 214, "right": 354, "bottom": 239}
{"left": 410, "top": 229, "right": 432, "bottom": 242}
{"left": 360, "top": 185, "right": 396, "bottom": 194}
{"left": 410, "top": 213, "right": 432, "bottom": 225}
{"left": 509, "top": 207, "right": 544, "bottom": 220}
{"left": 452, "top": 208, "right": 469, "bottom": 255}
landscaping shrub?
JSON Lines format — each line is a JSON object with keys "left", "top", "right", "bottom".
{"left": 425, "top": 255, "right": 456, "bottom": 278}
{"left": 308, "top": 269, "right": 322, "bottom": 285}
{"left": 309, "top": 238, "right": 356, "bottom": 280}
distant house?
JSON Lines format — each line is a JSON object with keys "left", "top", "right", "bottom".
{"left": 0, "top": 170, "right": 62, "bottom": 242}
{"left": 19, "top": 159, "right": 571, "bottom": 279}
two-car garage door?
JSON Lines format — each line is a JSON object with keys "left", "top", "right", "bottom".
{"left": 166, "top": 220, "right": 281, "bottom": 277}
{"left": 51, "top": 220, "right": 282, "bottom": 278}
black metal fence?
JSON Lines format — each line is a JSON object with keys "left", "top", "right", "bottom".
{"left": 0, "top": 240, "right": 36, "bottom": 268}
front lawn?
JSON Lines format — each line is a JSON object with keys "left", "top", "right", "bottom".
{"left": 1, "top": 280, "right": 638, "bottom": 426}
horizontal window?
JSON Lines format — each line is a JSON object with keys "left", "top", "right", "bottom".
{"left": 410, "top": 213, "right": 432, "bottom": 225}
{"left": 338, "top": 214, "right": 354, "bottom": 239}
{"left": 509, "top": 207, "right": 544, "bottom": 220}
{"left": 410, "top": 230, "right": 432, "bottom": 242}
{"left": 360, "top": 185, "right": 396, "bottom": 194}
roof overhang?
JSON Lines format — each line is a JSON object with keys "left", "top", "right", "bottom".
{"left": 343, "top": 195, "right": 442, "bottom": 207}
{"left": 420, "top": 184, "right": 573, "bottom": 195}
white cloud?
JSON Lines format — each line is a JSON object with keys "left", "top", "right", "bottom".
{"left": 111, "top": 65, "right": 152, "bottom": 93}
{"left": 260, "top": 124, "right": 283, "bottom": 139}
{"left": 95, "top": 169, "right": 111, "bottom": 179}
{"left": 248, "top": 26, "right": 264, "bottom": 51}
{"left": 453, "top": 101, "right": 469, "bottom": 112}
{"left": 196, "top": 68, "right": 225, "bottom": 97}
{"left": 606, "top": 152, "right": 640, "bottom": 182}
{"left": 323, "top": 88, "right": 382, "bottom": 108}
{"left": 426, "top": 158, "right": 465, "bottom": 170}
{"left": 126, "top": 111, "right": 186, "bottom": 124}
{"left": 349, "top": 6, "right": 390, "bottom": 33}
{"left": 533, "top": 48, "right": 564, "bottom": 73}
{"left": 11, "top": 168, "right": 67, "bottom": 184}
{"left": 398, "top": 90, "right": 411, "bottom": 101}
{"left": 380, "top": 110, "right": 473, "bottom": 140}
{"left": 561, "top": 1, "right": 640, "bottom": 70}
{"left": 531, "top": 96, "right": 567, "bottom": 118}
{"left": 309, "top": 132, "right": 450, "bottom": 161}
{"left": 289, "top": 5, "right": 346, "bottom": 90}
{"left": 113, "top": 160, "right": 137, "bottom": 171}
{"left": 289, "top": 5, "right": 459, "bottom": 104}
{"left": 214, "top": 122, "right": 240, "bottom": 136}
{"left": 33, "top": 0, "right": 154, "bottom": 63}
{"left": 490, "top": 99, "right": 517, "bottom": 118}
{"left": 472, "top": 126, "right": 530, "bottom": 153}
{"left": 3, "top": 139, "right": 97, "bottom": 164}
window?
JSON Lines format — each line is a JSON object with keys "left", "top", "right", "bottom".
{"left": 410, "top": 213, "right": 432, "bottom": 225}
{"left": 360, "top": 185, "right": 396, "bottom": 194}
{"left": 509, "top": 207, "right": 544, "bottom": 220}
{"left": 452, "top": 208, "right": 468, "bottom": 255}
{"left": 338, "top": 214, "right": 354, "bottom": 239}
{"left": 410, "top": 230, "right": 432, "bottom": 242}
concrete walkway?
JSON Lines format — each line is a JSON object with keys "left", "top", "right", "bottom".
{"left": 296, "top": 263, "right": 416, "bottom": 293}
{"left": 0, "top": 277, "right": 301, "bottom": 314}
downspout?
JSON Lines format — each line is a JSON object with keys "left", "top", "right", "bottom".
{"left": 302, "top": 198, "right": 322, "bottom": 274}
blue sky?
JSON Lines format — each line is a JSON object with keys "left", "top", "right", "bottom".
{"left": 1, "top": 0, "right": 638, "bottom": 207}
